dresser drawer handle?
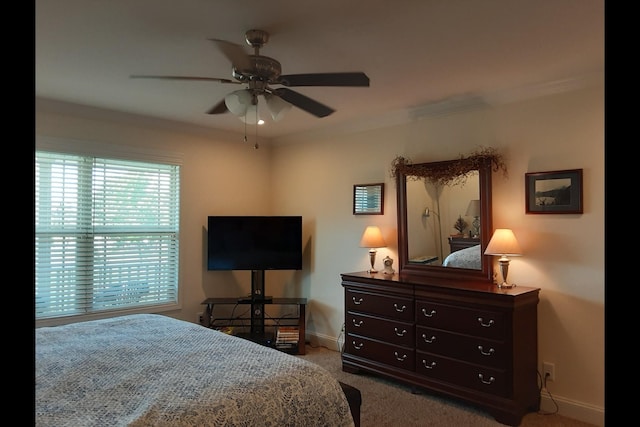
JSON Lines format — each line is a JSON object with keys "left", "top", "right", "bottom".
{"left": 421, "top": 334, "right": 436, "bottom": 344}
{"left": 478, "top": 345, "right": 495, "bottom": 356}
{"left": 478, "top": 373, "right": 495, "bottom": 385}
{"left": 394, "top": 351, "right": 407, "bottom": 362}
{"left": 477, "top": 317, "right": 494, "bottom": 327}
{"left": 352, "top": 341, "right": 363, "bottom": 350}
{"left": 421, "top": 308, "right": 436, "bottom": 317}
{"left": 394, "top": 327, "right": 407, "bottom": 337}
{"left": 352, "top": 296, "right": 363, "bottom": 305}
{"left": 394, "top": 303, "right": 406, "bottom": 312}
{"left": 352, "top": 319, "right": 363, "bottom": 327}
{"left": 422, "top": 360, "right": 436, "bottom": 369}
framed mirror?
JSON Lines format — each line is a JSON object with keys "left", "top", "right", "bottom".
{"left": 396, "top": 158, "right": 494, "bottom": 282}
{"left": 353, "top": 183, "right": 384, "bottom": 215}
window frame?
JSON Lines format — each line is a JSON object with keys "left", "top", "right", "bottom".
{"left": 35, "top": 136, "right": 183, "bottom": 326}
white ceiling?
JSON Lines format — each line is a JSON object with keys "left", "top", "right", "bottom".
{"left": 35, "top": 0, "right": 604, "bottom": 143}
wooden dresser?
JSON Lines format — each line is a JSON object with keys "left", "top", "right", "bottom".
{"left": 341, "top": 271, "right": 540, "bottom": 426}
{"left": 448, "top": 236, "right": 481, "bottom": 253}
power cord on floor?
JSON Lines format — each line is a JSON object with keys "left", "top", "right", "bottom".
{"left": 537, "top": 370, "right": 559, "bottom": 415}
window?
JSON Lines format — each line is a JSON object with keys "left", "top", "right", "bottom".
{"left": 35, "top": 150, "right": 180, "bottom": 320}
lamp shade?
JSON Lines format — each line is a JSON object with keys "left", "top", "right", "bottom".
{"left": 239, "top": 103, "right": 262, "bottom": 125}
{"left": 224, "top": 89, "right": 252, "bottom": 116}
{"left": 359, "top": 226, "right": 386, "bottom": 248}
{"left": 484, "top": 229, "right": 522, "bottom": 256}
{"left": 265, "top": 94, "right": 292, "bottom": 121}
{"left": 465, "top": 199, "right": 481, "bottom": 217}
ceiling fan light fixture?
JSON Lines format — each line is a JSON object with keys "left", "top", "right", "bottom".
{"left": 265, "top": 94, "right": 292, "bottom": 122}
{"left": 238, "top": 102, "right": 264, "bottom": 125}
{"left": 224, "top": 89, "right": 252, "bottom": 116}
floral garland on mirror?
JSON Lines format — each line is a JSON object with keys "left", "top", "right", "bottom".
{"left": 390, "top": 146, "right": 507, "bottom": 187}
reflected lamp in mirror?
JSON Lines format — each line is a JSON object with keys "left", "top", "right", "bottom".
{"left": 484, "top": 229, "right": 522, "bottom": 289}
{"left": 465, "top": 199, "right": 481, "bottom": 237}
{"left": 359, "top": 225, "right": 386, "bottom": 273}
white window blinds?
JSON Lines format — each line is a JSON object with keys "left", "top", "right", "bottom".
{"left": 35, "top": 151, "right": 180, "bottom": 320}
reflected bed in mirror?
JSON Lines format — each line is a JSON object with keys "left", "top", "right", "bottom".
{"left": 394, "top": 154, "right": 498, "bottom": 282}
{"left": 405, "top": 170, "right": 480, "bottom": 268}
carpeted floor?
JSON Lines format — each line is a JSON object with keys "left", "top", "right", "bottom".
{"left": 298, "top": 344, "right": 597, "bottom": 427}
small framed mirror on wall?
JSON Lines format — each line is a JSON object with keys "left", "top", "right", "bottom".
{"left": 353, "top": 183, "right": 384, "bottom": 215}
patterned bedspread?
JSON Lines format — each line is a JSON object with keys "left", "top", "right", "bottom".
{"left": 442, "top": 244, "right": 482, "bottom": 269}
{"left": 36, "top": 314, "right": 354, "bottom": 427}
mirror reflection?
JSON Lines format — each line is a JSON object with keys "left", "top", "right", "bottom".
{"left": 394, "top": 152, "right": 499, "bottom": 283}
{"left": 406, "top": 172, "right": 480, "bottom": 269}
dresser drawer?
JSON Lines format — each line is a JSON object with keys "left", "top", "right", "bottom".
{"left": 346, "top": 312, "right": 414, "bottom": 347}
{"left": 416, "top": 300, "right": 505, "bottom": 340}
{"left": 416, "top": 326, "right": 506, "bottom": 368}
{"left": 416, "top": 351, "right": 508, "bottom": 397}
{"left": 346, "top": 289, "right": 414, "bottom": 321}
{"left": 346, "top": 334, "right": 415, "bottom": 371}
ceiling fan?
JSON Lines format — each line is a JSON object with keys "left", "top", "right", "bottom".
{"left": 131, "top": 29, "right": 370, "bottom": 122}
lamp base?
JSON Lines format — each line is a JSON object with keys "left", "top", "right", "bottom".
{"left": 367, "top": 249, "right": 378, "bottom": 274}
{"left": 497, "top": 282, "right": 516, "bottom": 289}
{"left": 496, "top": 258, "right": 514, "bottom": 289}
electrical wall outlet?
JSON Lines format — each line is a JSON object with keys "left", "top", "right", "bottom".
{"left": 197, "top": 312, "right": 203, "bottom": 324}
{"left": 543, "top": 362, "right": 555, "bottom": 382}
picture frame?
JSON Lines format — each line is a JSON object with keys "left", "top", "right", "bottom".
{"left": 525, "top": 169, "right": 583, "bottom": 214}
{"left": 353, "top": 183, "right": 384, "bottom": 215}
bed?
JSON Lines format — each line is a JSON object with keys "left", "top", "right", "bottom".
{"left": 442, "top": 244, "right": 482, "bottom": 270}
{"left": 35, "top": 313, "right": 357, "bottom": 427}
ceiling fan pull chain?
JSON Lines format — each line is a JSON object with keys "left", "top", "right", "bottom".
{"left": 254, "top": 109, "right": 259, "bottom": 149}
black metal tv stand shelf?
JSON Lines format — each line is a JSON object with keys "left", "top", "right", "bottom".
{"left": 201, "top": 297, "right": 307, "bottom": 355}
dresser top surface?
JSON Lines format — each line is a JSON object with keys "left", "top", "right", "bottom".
{"left": 341, "top": 271, "right": 540, "bottom": 297}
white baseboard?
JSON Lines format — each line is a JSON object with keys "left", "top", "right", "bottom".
{"left": 540, "top": 391, "right": 605, "bottom": 426}
{"left": 308, "top": 332, "right": 605, "bottom": 427}
{"left": 308, "top": 331, "right": 342, "bottom": 352}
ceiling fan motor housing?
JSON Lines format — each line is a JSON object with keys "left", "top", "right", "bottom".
{"left": 233, "top": 55, "right": 282, "bottom": 84}
{"left": 244, "top": 29, "right": 269, "bottom": 48}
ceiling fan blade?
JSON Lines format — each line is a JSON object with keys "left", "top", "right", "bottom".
{"left": 130, "top": 75, "right": 240, "bottom": 84}
{"left": 272, "top": 88, "right": 334, "bottom": 118}
{"left": 209, "top": 39, "right": 252, "bottom": 70}
{"left": 207, "top": 99, "right": 228, "bottom": 115}
{"left": 277, "top": 72, "right": 369, "bottom": 87}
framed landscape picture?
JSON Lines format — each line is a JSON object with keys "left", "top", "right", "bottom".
{"left": 525, "top": 169, "right": 583, "bottom": 214}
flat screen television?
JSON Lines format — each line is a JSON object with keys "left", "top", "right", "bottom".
{"left": 207, "top": 215, "right": 303, "bottom": 271}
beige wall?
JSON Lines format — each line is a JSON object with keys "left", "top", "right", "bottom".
{"left": 35, "top": 80, "right": 605, "bottom": 425}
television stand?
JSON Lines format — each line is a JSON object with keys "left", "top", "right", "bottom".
{"left": 201, "top": 297, "right": 307, "bottom": 354}
{"left": 237, "top": 296, "right": 273, "bottom": 303}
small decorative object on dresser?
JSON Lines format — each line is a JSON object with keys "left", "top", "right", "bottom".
{"left": 453, "top": 215, "right": 468, "bottom": 235}
{"left": 382, "top": 256, "right": 395, "bottom": 275}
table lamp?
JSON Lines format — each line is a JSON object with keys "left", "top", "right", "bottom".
{"left": 359, "top": 226, "right": 386, "bottom": 273}
{"left": 484, "top": 228, "right": 522, "bottom": 288}
{"left": 465, "top": 199, "right": 481, "bottom": 237}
